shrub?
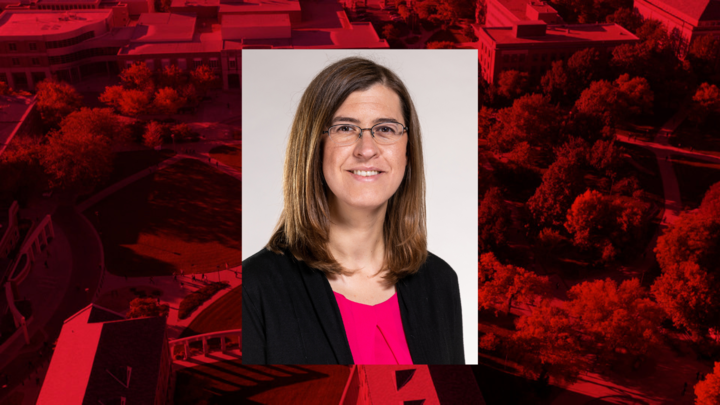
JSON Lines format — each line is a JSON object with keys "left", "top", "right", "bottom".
{"left": 479, "top": 333, "right": 501, "bottom": 352}
{"left": 171, "top": 123, "right": 200, "bottom": 143}
{"left": 538, "top": 227, "right": 566, "bottom": 253}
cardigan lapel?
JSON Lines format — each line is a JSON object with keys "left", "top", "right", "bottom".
{"left": 397, "top": 276, "right": 429, "bottom": 364}
{"left": 297, "top": 260, "right": 355, "bottom": 364}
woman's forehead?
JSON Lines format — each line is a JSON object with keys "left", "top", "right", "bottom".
{"left": 332, "top": 85, "right": 404, "bottom": 122}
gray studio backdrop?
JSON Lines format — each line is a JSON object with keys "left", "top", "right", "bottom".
{"left": 241, "top": 49, "right": 478, "bottom": 364}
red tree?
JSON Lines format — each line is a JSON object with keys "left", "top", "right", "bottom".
{"left": 700, "top": 181, "right": 720, "bottom": 219}
{"left": 527, "top": 156, "right": 585, "bottom": 228}
{"left": 652, "top": 207, "right": 720, "bottom": 338}
{"left": 60, "top": 108, "right": 128, "bottom": 144}
{"left": 487, "top": 94, "right": 563, "bottom": 152}
{"left": 513, "top": 303, "right": 585, "bottom": 384}
{"left": 566, "top": 278, "right": 663, "bottom": 363}
{"left": 496, "top": 70, "right": 530, "bottom": 100}
{"left": 120, "top": 62, "right": 154, "bottom": 92}
{"left": 690, "top": 83, "right": 720, "bottom": 125}
{"left": 478, "top": 252, "right": 549, "bottom": 315}
{"left": 143, "top": 121, "right": 165, "bottom": 149}
{"left": 153, "top": 87, "right": 186, "bottom": 115}
{"left": 35, "top": 79, "right": 82, "bottom": 128}
{"left": 478, "top": 187, "right": 512, "bottom": 253}
{"left": 651, "top": 261, "right": 720, "bottom": 339}
{"left": 695, "top": 362, "right": 720, "bottom": 405}
{"left": 41, "top": 128, "right": 113, "bottom": 190}
{"left": 565, "top": 190, "right": 647, "bottom": 262}
{"left": 654, "top": 211, "right": 720, "bottom": 272}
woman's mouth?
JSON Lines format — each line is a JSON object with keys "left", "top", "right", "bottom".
{"left": 351, "top": 170, "right": 380, "bottom": 177}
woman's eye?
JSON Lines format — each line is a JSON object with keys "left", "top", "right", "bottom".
{"left": 337, "top": 126, "right": 354, "bottom": 133}
{"left": 375, "top": 125, "right": 396, "bottom": 134}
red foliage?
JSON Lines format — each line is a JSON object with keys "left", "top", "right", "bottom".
{"left": 695, "top": 362, "right": 720, "bottom": 405}
{"left": 478, "top": 187, "right": 512, "bottom": 253}
{"left": 478, "top": 252, "right": 549, "bottom": 315}
{"left": 513, "top": 303, "right": 584, "bottom": 384}
{"left": 566, "top": 278, "right": 663, "bottom": 360}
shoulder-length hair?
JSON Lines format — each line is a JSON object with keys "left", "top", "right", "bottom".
{"left": 267, "top": 56, "right": 427, "bottom": 284}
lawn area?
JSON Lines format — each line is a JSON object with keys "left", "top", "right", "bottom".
{"left": 671, "top": 155, "right": 720, "bottom": 209}
{"left": 88, "top": 158, "right": 242, "bottom": 277}
{"left": 180, "top": 285, "right": 241, "bottom": 338}
{"left": 174, "top": 362, "right": 351, "bottom": 404}
{"left": 209, "top": 144, "right": 241, "bottom": 172}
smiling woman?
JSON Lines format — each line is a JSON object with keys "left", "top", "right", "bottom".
{"left": 242, "top": 51, "right": 478, "bottom": 365}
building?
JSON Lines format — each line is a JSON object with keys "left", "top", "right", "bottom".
{"left": 119, "top": 2, "right": 387, "bottom": 90}
{"left": 0, "top": 0, "right": 153, "bottom": 17}
{"left": 475, "top": 21, "right": 639, "bottom": 83}
{"left": 0, "top": 9, "right": 129, "bottom": 90}
{"left": 634, "top": 0, "right": 720, "bottom": 57}
{"left": 0, "top": 0, "right": 387, "bottom": 91}
{"left": 485, "top": 0, "right": 563, "bottom": 27}
{"left": 37, "top": 304, "right": 172, "bottom": 404}
{"left": 476, "top": 0, "right": 641, "bottom": 83}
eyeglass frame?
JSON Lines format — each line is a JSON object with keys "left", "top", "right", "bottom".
{"left": 322, "top": 122, "right": 409, "bottom": 145}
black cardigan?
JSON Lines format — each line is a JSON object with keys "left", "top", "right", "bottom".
{"left": 242, "top": 248, "right": 465, "bottom": 364}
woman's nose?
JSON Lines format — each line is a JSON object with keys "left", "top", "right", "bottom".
{"left": 353, "top": 128, "right": 380, "bottom": 159}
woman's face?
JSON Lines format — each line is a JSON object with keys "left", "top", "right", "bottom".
{"left": 322, "top": 84, "right": 408, "bottom": 212}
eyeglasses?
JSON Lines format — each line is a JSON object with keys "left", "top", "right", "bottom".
{"left": 323, "top": 122, "right": 408, "bottom": 146}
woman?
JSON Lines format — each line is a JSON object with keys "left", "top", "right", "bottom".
{"left": 242, "top": 57, "right": 464, "bottom": 365}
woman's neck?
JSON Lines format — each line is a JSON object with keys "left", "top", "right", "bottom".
{"left": 327, "top": 195, "right": 387, "bottom": 278}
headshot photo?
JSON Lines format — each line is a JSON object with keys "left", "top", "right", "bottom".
{"left": 242, "top": 49, "right": 478, "bottom": 365}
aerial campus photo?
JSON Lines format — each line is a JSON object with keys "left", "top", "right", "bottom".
{"left": 0, "top": 0, "right": 718, "bottom": 402}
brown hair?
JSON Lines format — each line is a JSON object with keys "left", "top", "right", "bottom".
{"left": 267, "top": 56, "right": 427, "bottom": 284}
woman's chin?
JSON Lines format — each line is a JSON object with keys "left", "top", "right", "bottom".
{"left": 337, "top": 198, "right": 389, "bottom": 213}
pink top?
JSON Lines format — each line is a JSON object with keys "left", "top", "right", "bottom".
{"left": 333, "top": 291, "right": 413, "bottom": 365}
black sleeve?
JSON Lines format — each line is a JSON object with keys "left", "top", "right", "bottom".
{"left": 450, "top": 268, "right": 465, "bottom": 364}
{"left": 242, "top": 272, "right": 266, "bottom": 364}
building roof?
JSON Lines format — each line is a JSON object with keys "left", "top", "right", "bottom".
{"left": 170, "top": 0, "right": 219, "bottom": 8}
{"left": 35, "top": 0, "right": 99, "bottom": 4}
{"left": 37, "top": 304, "right": 167, "bottom": 405}
{"left": 218, "top": 0, "right": 300, "bottom": 16}
{"left": 132, "top": 12, "right": 196, "bottom": 42}
{"left": 87, "top": 304, "right": 125, "bottom": 323}
{"left": 121, "top": 29, "right": 222, "bottom": 54}
{"left": 83, "top": 317, "right": 167, "bottom": 403}
{"left": 0, "top": 95, "right": 35, "bottom": 158}
{"left": 480, "top": 23, "right": 639, "bottom": 46}
{"left": 0, "top": 10, "right": 111, "bottom": 37}
{"left": 640, "top": 0, "right": 720, "bottom": 25}
{"left": 290, "top": 0, "right": 346, "bottom": 29}
{"left": 527, "top": 1, "right": 557, "bottom": 14}
{"left": 222, "top": 12, "right": 288, "bottom": 27}
{"left": 496, "top": 0, "right": 530, "bottom": 21}
{"left": 495, "top": 0, "right": 556, "bottom": 21}
{"left": 290, "top": 23, "right": 388, "bottom": 48}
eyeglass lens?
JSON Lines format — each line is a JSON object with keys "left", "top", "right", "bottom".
{"left": 327, "top": 123, "right": 405, "bottom": 145}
